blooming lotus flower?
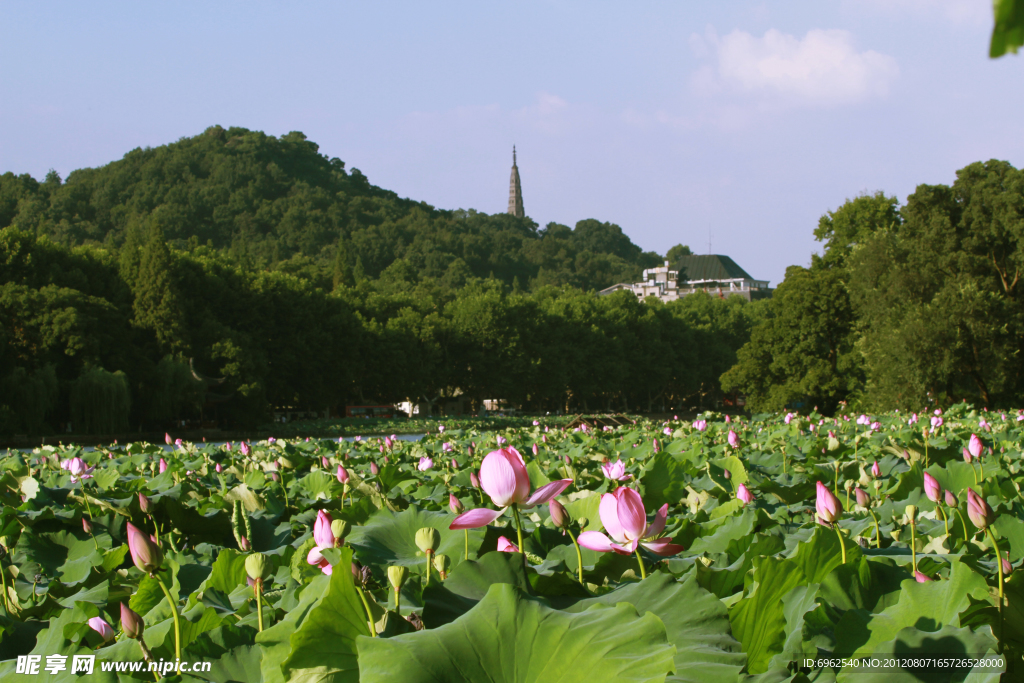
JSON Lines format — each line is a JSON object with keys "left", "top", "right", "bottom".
{"left": 337, "top": 465, "right": 349, "bottom": 483}
{"left": 174, "top": 438, "right": 183, "bottom": 447}
{"left": 442, "top": 442, "right": 452, "bottom": 452}
{"left": 450, "top": 447, "right": 572, "bottom": 529}
{"left": 784, "top": 413, "right": 794, "bottom": 424}
{"left": 857, "top": 414, "right": 870, "bottom": 425}
{"left": 497, "top": 536, "right": 519, "bottom": 553}
{"left": 930, "top": 416, "right": 943, "bottom": 428}
{"left": 438, "top": 425, "right": 445, "bottom": 433}
{"left": 923, "top": 472, "right": 942, "bottom": 503}
{"left": 871, "top": 461, "right": 881, "bottom": 478}
{"left": 496, "top": 435, "right": 507, "bottom": 445}
{"left": 577, "top": 487, "right": 684, "bottom": 556}
{"left": 268, "top": 437, "right": 276, "bottom": 444}
{"left": 815, "top": 481, "right": 842, "bottom": 524}
{"left": 126, "top": 522, "right": 163, "bottom": 575}
{"left": 417, "top": 457, "right": 434, "bottom": 471}
{"left": 601, "top": 459, "right": 630, "bottom": 481}
{"left": 979, "top": 419, "right": 990, "bottom": 431}
{"left": 968, "top": 434, "right": 983, "bottom": 459}
{"left": 663, "top": 427, "right": 672, "bottom": 436}
{"left": 66, "top": 457, "right": 95, "bottom": 483}
{"left": 533, "top": 420, "right": 539, "bottom": 426}
{"left": 88, "top": 616, "right": 116, "bottom": 642}
{"left": 967, "top": 488, "right": 995, "bottom": 530}
{"left": 727, "top": 430, "right": 739, "bottom": 448}
{"left": 737, "top": 483, "right": 754, "bottom": 505}
{"left": 870, "top": 422, "right": 881, "bottom": 431}
{"left": 693, "top": 419, "right": 707, "bottom": 431}
{"left": 307, "top": 510, "right": 336, "bottom": 574}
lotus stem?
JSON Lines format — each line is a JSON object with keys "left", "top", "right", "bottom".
{"left": 394, "top": 585, "right": 401, "bottom": 615}
{"left": 910, "top": 521, "right": 917, "bottom": 573}
{"left": 255, "top": 579, "right": 264, "bottom": 632}
{"left": 833, "top": 462, "right": 840, "bottom": 497}
{"left": 985, "top": 527, "right": 1004, "bottom": 649}
{"left": 979, "top": 460, "right": 984, "bottom": 480}
{"left": 565, "top": 526, "right": 585, "bottom": 586}
{"left": 868, "top": 510, "right": 881, "bottom": 549}
{"left": 512, "top": 504, "right": 525, "bottom": 560}
{"left": 833, "top": 523, "right": 847, "bottom": 565}
{"left": 356, "top": 586, "right": 377, "bottom": 637}
{"left": 971, "top": 462, "right": 978, "bottom": 485}
{"left": 281, "top": 471, "right": 289, "bottom": 509}
{"left": 634, "top": 547, "right": 647, "bottom": 580}
{"left": 956, "top": 508, "right": 969, "bottom": 544}
{"left": 424, "top": 551, "right": 432, "bottom": 586}
{"left": 137, "top": 638, "right": 160, "bottom": 682}
{"left": 937, "top": 504, "right": 949, "bottom": 538}
{"left": 155, "top": 574, "right": 181, "bottom": 662}
{"left": 463, "top": 529, "right": 469, "bottom": 562}
{"left": 0, "top": 559, "right": 13, "bottom": 613}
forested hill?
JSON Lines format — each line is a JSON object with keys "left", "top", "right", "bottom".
{"left": 0, "top": 126, "right": 662, "bottom": 291}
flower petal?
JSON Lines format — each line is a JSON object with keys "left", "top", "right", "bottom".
{"left": 615, "top": 487, "right": 648, "bottom": 541}
{"left": 641, "top": 538, "right": 685, "bottom": 556}
{"left": 480, "top": 451, "right": 520, "bottom": 507}
{"left": 644, "top": 504, "right": 668, "bottom": 539}
{"left": 501, "top": 447, "right": 532, "bottom": 505}
{"left": 524, "top": 479, "right": 573, "bottom": 507}
{"left": 449, "top": 507, "right": 507, "bottom": 530}
{"left": 307, "top": 546, "right": 326, "bottom": 565}
{"left": 599, "top": 493, "right": 627, "bottom": 543}
{"left": 577, "top": 530, "right": 618, "bottom": 553}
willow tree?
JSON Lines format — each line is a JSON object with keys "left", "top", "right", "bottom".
{"left": 70, "top": 367, "right": 131, "bottom": 434}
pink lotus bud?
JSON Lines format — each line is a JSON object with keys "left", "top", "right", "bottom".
{"left": 239, "top": 536, "right": 251, "bottom": 551}
{"left": 944, "top": 489, "right": 958, "bottom": 508}
{"left": 963, "top": 447, "right": 972, "bottom": 463}
{"left": 497, "top": 536, "right": 519, "bottom": 553}
{"left": 139, "top": 493, "right": 151, "bottom": 513}
{"left": 174, "top": 438, "right": 183, "bottom": 447}
{"left": 82, "top": 517, "right": 93, "bottom": 534}
{"left": 914, "top": 571, "right": 932, "bottom": 583}
{"left": 532, "top": 443, "right": 539, "bottom": 456}
{"left": 1003, "top": 552, "right": 1012, "bottom": 576}
{"left": 548, "top": 498, "right": 569, "bottom": 528}
{"left": 383, "top": 456, "right": 390, "bottom": 464}
{"left": 88, "top": 616, "right": 116, "bottom": 642}
{"left": 470, "top": 471, "right": 480, "bottom": 488}
{"left": 240, "top": 442, "right": 251, "bottom": 457}
{"left": 871, "top": 461, "right": 881, "bottom": 478}
{"left": 322, "top": 457, "right": 330, "bottom": 468}
{"left": 449, "top": 494, "right": 464, "bottom": 514}
{"left": 727, "top": 430, "right": 739, "bottom": 448}
{"left": 923, "top": 472, "right": 942, "bottom": 503}
{"left": 855, "top": 487, "right": 870, "bottom": 508}
{"left": 723, "top": 468, "right": 731, "bottom": 480}
{"left": 126, "top": 522, "right": 163, "bottom": 574}
{"left": 653, "top": 438, "right": 660, "bottom": 453}
{"left": 225, "top": 442, "right": 232, "bottom": 451}
{"left": 165, "top": 433, "right": 172, "bottom": 445}
{"left": 968, "top": 434, "right": 983, "bottom": 459}
{"left": 216, "top": 463, "right": 223, "bottom": 473}
{"left": 159, "top": 458, "right": 167, "bottom": 474}
{"left": 451, "top": 458, "right": 458, "bottom": 469}
{"left": 967, "top": 488, "right": 995, "bottom": 529}
{"left": 736, "top": 483, "right": 754, "bottom": 505}
{"left": 815, "top": 481, "right": 842, "bottom": 524}
{"left": 725, "top": 415, "right": 731, "bottom": 424}
{"left": 370, "top": 462, "right": 379, "bottom": 476}
{"left": 120, "top": 602, "right": 144, "bottom": 639}
{"left": 337, "top": 465, "right": 349, "bottom": 483}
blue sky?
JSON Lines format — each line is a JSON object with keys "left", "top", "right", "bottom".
{"left": 2, "top": 1, "right": 1021, "bottom": 286}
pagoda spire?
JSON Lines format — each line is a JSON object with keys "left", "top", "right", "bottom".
{"left": 507, "top": 145, "right": 524, "bottom": 218}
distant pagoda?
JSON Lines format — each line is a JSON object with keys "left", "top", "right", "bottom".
{"left": 507, "top": 146, "right": 524, "bottom": 218}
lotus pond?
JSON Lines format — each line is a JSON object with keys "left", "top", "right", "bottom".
{"left": 1, "top": 405, "right": 1022, "bottom": 681}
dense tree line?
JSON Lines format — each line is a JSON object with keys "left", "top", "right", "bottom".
{"left": 723, "top": 160, "right": 1024, "bottom": 414}
{"left": 0, "top": 224, "right": 758, "bottom": 435}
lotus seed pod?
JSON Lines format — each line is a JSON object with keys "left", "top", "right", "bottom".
{"left": 415, "top": 527, "right": 440, "bottom": 554}
{"left": 905, "top": 504, "right": 917, "bottom": 523}
{"left": 245, "top": 552, "right": 268, "bottom": 581}
{"left": 432, "top": 553, "right": 451, "bottom": 575}
{"left": 331, "top": 519, "right": 351, "bottom": 542}
{"left": 844, "top": 479, "right": 854, "bottom": 491}
{"left": 388, "top": 565, "right": 409, "bottom": 591}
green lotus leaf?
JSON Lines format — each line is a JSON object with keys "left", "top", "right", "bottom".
{"left": 347, "top": 505, "right": 485, "bottom": 573}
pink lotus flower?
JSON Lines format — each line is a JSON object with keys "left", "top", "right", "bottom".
{"left": 963, "top": 447, "right": 973, "bottom": 463}
{"left": 856, "top": 414, "right": 870, "bottom": 425}
{"left": 784, "top": 413, "right": 794, "bottom": 424}
{"left": 497, "top": 536, "right": 519, "bottom": 553}
{"left": 968, "top": 434, "right": 983, "bottom": 459}
{"left": 417, "top": 457, "right": 434, "bottom": 471}
{"left": 693, "top": 419, "right": 707, "bottom": 431}
{"left": 533, "top": 420, "right": 540, "bottom": 426}
{"left": 337, "top": 465, "right": 349, "bottom": 483}
{"left": 438, "top": 425, "right": 445, "bottom": 433}
{"left": 855, "top": 487, "right": 870, "bottom": 508}
{"left": 727, "top": 430, "right": 739, "bottom": 448}
{"left": 126, "top": 522, "right": 163, "bottom": 575}
{"left": 736, "top": 483, "right": 754, "bottom": 505}
{"left": 306, "top": 510, "right": 336, "bottom": 575}
{"left": 549, "top": 499, "right": 569, "bottom": 528}
{"left": 321, "top": 456, "right": 330, "bottom": 468}
{"left": 450, "top": 458, "right": 458, "bottom": 469}
{"left": 871, "top": 461, "right": 881, "bottom": 478}
{"left": 158, "top": 458, "right": 168, "bottom": 474}
{"left": 120, "top": 603, "right": 144, "bottom": 639}
{"left": 88, "top": 616, "right": 116, "bottom": 642}
{"left": 370, "top": 462, "right": 379, "bottom": 476}
{"left": 442, "top": 442, "right": 452, "bottom": 452}
{"left": 174, "top": 438, "right": 183, "bottom": 447}
{"left": 165, "top": 433, "right": 172, "bottom": 445}
{"left": 815, "top": 481, "right": 842, "bottom": 524}
{"left": 914, "top": 571, "right": 932, "bottom": 583}
{"left": 216, "top": 463, "right": 223, "bottom": 473}
{"left": 240, "top": 442, "right": 251, "bottom": 457}
{"left": 225, "top": 442, "right": 232, "bottom": 451}
{"left": 532, "top": 443, "right": 539, "bottom": 456}
{"left": 923, "top": 472, "right": 942, "bottom": 503}
{"left": 450, "top": 447, "right": 572, "bottom": 530}
{"left": 945, "top": 489, "right": 958, "bottom": 508}
{"left": 725, "top": 415, "right": 731, "bottom": 424}
{"left": 139, "top": 493, "right": 151, "bottom": 513}
{"left": 653, "top": 438, "right": 660, "bottom": 453}
{"left": 66, "top": 457, "right": 95, "bottom": 483}
{"left": 930, "top": 416, "right": 943, "bottom": 428}
{"left": 663, "top": 427, "right": 672, "bottom": 436}
{"left": 601, "top": 460, "right": 630, "bottom": 481}
{"left": 577, "top": 487, "right": 684, "bottom": 556}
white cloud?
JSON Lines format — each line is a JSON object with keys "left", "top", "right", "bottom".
{"left": 691, "top": 27, "right": 899, "bottom": 107}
